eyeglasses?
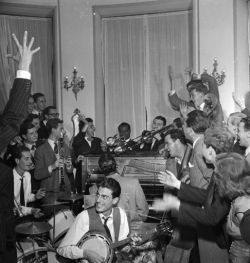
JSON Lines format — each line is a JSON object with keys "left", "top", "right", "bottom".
{"left": 49, "top": 113, "right": 59, "bottom": 117}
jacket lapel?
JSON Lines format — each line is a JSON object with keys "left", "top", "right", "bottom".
{"left": 44, "top": 140, "right": 57, "bottom": 162}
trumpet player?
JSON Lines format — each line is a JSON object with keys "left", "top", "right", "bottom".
{"left": 13, "top": 146, "right": 45, "bottom": 218}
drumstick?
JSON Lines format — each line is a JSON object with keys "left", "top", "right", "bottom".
{"left": 123, "top": 209, "right": 162, "bottom": 221}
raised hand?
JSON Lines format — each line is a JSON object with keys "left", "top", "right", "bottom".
{"left": 184, "top": 67, "right": 193, "bottom": 77}
{"left": 169, "top": 66, "right": 175, "bottom": 91}
{"left": 180, "top": 102, "right": 189, "bottom": 120}
{"left": 5, "top": 31, "right": 40, "bottom": 72}
{"left": 232, "top": 92, "right": 245, "bottom": 111}
{"left": 157, "top": 170, "right": 181, "bottom": 189}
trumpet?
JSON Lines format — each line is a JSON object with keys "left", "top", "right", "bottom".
{"left": 14, "top": 197, "right": 24, "bottom": 217}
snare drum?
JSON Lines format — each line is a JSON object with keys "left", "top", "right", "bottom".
{"left": 17, "top": 247, "right": 59, "bottom": 263}
{"left": 47, "top": 209, "right": 75, "bottom": 244}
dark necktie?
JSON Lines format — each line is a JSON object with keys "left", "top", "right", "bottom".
{"left": 54, "top": 142, "right": 58, "bottom": 154}
{"left": 103, "top": 217, "right": 112, "bottom": 239}
{"left": 20, "top": 177, "right": 25, "bottom": 206}
{"left": 87, "top": 137, "right": 93, "bottom": 142}
{"left": 31, "top": 144, "right": 36, "bottom": 151}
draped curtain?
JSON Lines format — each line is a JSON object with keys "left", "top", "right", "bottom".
{"left": 0, "top": 15, "right": 53, "bottom": 112}
{"left": 102, "top": 11, "right": 193, "bottom": 138}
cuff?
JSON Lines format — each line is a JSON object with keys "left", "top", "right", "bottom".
{"left": 48, "top": 165, "right": 53, "bottom": 173}
{"left": 22, "top": 206, "right": 32, "bottom": 215}
{"left": 16, "top": 70, "right": 31, "bottom": 80}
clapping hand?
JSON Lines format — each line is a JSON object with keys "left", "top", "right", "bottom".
{"left": 157, "top": 170, "right": 181, "bottom": 189}
{"left": 153, "top": 194, "right": 180, "bottom": 212}
{"left": 232, "top": 92, "right": 245, "bottom": 111}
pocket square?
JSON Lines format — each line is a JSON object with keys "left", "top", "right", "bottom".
{"left": 188, "top": 162, "right": 194, "bottom": 168}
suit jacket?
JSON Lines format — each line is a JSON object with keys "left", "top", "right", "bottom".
{"left": 189, "top": 137, "right": 213, "bottom": 189}
{"left": 233, "top": 140, "right": 245, "bottom": 155}
{"left": 0, "top": 78, "right": 31, "bottom": 153}
{"left": 141, "top": 137, "right": 164, "bottom": 151}
{"left": 177, "top": 175, "right": 230, "bottom": 249}
{"left": 34, "top": 140, "right": 72, "bottom": 194}
{"left": 37, "top": 120, "right": 48, "bottom": 141}
{"left": 242, "top": 108, "right": 250, "bottom": 118}
{"left": 0, "top": 164, "right": 15, "bottom": 252}
{"left": 169, "top": 74, "right": 224, "bottom": 127}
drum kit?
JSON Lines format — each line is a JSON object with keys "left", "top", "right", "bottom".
{"left": 15, "top": 195, "right": 83, "bottom": 263}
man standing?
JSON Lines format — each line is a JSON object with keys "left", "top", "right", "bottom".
{"left": 34, "top": 118, "right": 73, "bottom": 216}
{"left": 183, "top": 110, "right": 213, "bottom": 189}
{"left": 37, "top": 106, "right": 59, "bottom": 140}
{"left": 237, "top": 117, "right": 250, "bottom": 163}
{"left": 32, "top": 92, "right": 46, "bottom": 117}
{"left": 13, "top": 146, "right": 45, "bottom": 217}
{"left": 0, "top": 31, "right": 40, "bottom": 263}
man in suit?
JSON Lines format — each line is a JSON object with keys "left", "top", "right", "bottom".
{"left": 141, "top": 116, "right": 166, "bottom": 151}
{"left": 169, "top": 73, "right": 224, "bottom": 127}
{"left": 153, "top": 127, "right": 233, "bottom": 263}
{"left": 72, "top": 117, "right": 102, "bottom": 193}
{"left": 34, "top": 118, "right": 73, "bottom": 217}
{"left": 32, "top": 92, "right": 46, "bottom": 117}
{"left": 0, "top": 31, "right": 40, "bottom": 263}
{"left": 37, "top": 106, "right": 59, "bottom": 141}
{"left": 226, "top": 112, "right": 246, "bottom": 155}
{"left": 117, "top": 122, "right": 138, "bottom": 151}
{"left": 237, "top": 117, "right": 250, "bottom": 163}
{"left": 183, "top": 110, "right": 213, "bottom": 189}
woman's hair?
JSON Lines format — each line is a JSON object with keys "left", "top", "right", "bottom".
{"left": 204, "top": 127, "right": 234, "bottom": 154}
{"left": 214, "top": 152, "right": 250, "bottom": 198}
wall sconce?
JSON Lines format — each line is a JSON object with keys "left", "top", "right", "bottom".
{"left": 63, "top": 67, "right": 85, "bottom": 100}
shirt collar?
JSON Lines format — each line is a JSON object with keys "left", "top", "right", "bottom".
{"left": 245, "top": 146, "right": 250, "bottom": 157}
{"left": 125, "top": 138, "right": 131, "bottom": 143}
{"left": 48, "top": 138, "right": 57, "bottom": 149}
{"left": 199, "top": 102, "right": 205, "bottom": 110}
{"left": 193, "top": 137, "right": 201, "bottom": 148}
{"left": 99, "top": 208, "right": 113, "bottom": 220}
{"left": 24, "top": 142, "right": 35, "bottom": 150}
{"left": 13, "top": 168, "right": 28, "bottom": 179}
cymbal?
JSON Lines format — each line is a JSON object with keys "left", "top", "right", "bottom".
{"left": 41, "top": 200, "right": 69, "bottom": 207}
{"left": 58, "top": 194, "right": 83, "bottom": 201}
{"left": 16, "top": 222, "right": 52, "bottom": 235}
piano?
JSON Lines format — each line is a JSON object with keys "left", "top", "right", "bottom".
{"left": 81, "top": 152, "right": 166, "bottom": 220}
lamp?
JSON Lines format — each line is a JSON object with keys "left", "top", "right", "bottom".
{"left": 63, "top": 67, "right": 85, "bottom": 100}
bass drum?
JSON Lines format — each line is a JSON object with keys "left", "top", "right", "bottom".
{"left": 17, "top": 247, "right": 59, "bottom": 263}
{"left": 47, "top": 209, "right": 75, "bottom": 246}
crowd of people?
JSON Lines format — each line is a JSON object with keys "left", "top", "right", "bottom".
{"left": 0, "top": 31, "right": 250, "bottom": 263}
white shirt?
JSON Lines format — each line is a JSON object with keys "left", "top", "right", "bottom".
{"left": 245, "top": 146, "right": 250, "bottom": 157}
{"left": 57, "top": 208, "right": 129, "bottom": 260}
{"left": 198, "top": 102, "right": 205, "bottom": 111}
{"left": 85, "top": 136, "right": 91, "bottom": 147}
{"left": 32, "top": 108, "right": 42, "bottom": 115}
{"left": 24, "top": 142, "right": 36, "bottom": 157}
{"left": 13, "top": 168, "right": 35, "bottom": 215}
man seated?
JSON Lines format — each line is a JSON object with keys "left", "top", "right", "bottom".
{"left": 57, "top": 178, "right": 141, "bottom": 262}
{"left": 13, "top": 146, "right": 45, "bottom": 218}
{"left": 141, "top": 116, "right": 166, "bottom": 151}
{"left": 32, "top": 92, "right": 46, "bottom": 117}
{"left": 90, "top": 153, "right": 149, "bottom": 235}
{"left": 37, "top": 106, "right": 59, "bottom": 141}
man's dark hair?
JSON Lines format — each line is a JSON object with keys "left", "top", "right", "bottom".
{"left": 154, "top": 116, "right": 167, "bottom": 126}
{"left": 240, "top": 117, "right": 250, "bottom": 132}
{"left": 99, "top": 153, "right": 117, "bottom": 175}
{"left": 46, "top": 118, "right": 63, "bottom": 135}
{"left": 186, "top": 110, "right": 208, "bottom": 134}
{"left": 186, "top": 79, "right": 203, "bottom": 89}
{"left": 33, "top": 93, "right": 45, "bottom": 103}
{"left": 173, "top": 118, "right": 182, "bottom": 129}
{"left": 98, "top": 178, "right": 121, "bottom": 199}
{"left": 44, "top": 106, "right": 56, "bottom": 116}
{"left": 14, "top": 145, "right": 30, "bottom": 160}
{"left": 118, "top": 122, "right": 131, "bottom": 132}
{"left": 23, "top": 114, "right": 40, "bottom": 125}
{"left": 189, "top": 83, "right": 209, "bottom": 95}
{"left": 20, "top": 123, "right": 35, "bottom": 137}
{"left": 79, "top": 118, "right": 94, "bottom": 131}
{"left": 165, "top": 129, "right": 187, "bottom": 145}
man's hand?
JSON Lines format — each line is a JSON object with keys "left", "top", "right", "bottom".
{"left": 78, "top": 114, "right": 88, "bottom": 132}
{"left": 76, "top": 155, "right": 84, "bottom": 164}
{"left": 65, "top": 157, "right": 73, "bottom": 172}
{"left": 13, "top": 136, "right": 23, "bottom": 146}
{"left": 83, "top": 249, "right": 104, "bottom": 263}
{"left": 31, "top": 208, "right": 43, "bottom": 218}
{"left": 184, "top": 68, "right": 193, "bottom": 77}
{"left": 35, "top": 188, "right": 46, "bottom": 200}
{"left": 154, "top": 133, "right": 162, "bottom": 141}
{"left": 157, "top": 170, "right": 181, "bottom": 189}
{"left": 180, "top": 102, "right": 189, "bottom": 120}
{"left": 152, "top": 194, "right": 180, "bottom": 212}
{"left": 130, "top": 232, "right": 142, "bottom": 246}
{"left": 5, "top": 31, "right": 40, "bottom": 72}
{"left": 232, "top": 92, "right": 245, "bottom": 111}
{"left": 51, "top": 159, "right": 64, "bottom": 170}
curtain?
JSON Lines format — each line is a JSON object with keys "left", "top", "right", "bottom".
{"left": 0, "top": 15, "right": 53, "bottom": 112}
{"left": 102, "top": 11, "right": 193, "bottom": 138}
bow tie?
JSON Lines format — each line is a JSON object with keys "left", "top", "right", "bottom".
{"left": 87, "top": 137, "right": 93, "bottom": 142}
